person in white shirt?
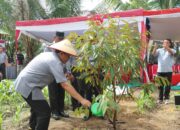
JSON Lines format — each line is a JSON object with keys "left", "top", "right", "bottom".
{"left": 152, "top": 39, "right": 176, "bottom": 104}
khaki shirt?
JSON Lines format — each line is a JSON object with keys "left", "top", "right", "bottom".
{"left": 14, "top": 52, "right": 67, "bottom": 100}
{"left": 0, "top": 52, "right": 7, "bottom": 64}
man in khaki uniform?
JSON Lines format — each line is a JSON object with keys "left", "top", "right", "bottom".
{"left": 15, "top": 39, "right": 91, "bottom": 130}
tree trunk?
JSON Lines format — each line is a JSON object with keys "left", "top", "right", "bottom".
{"left": 112, "top": 77, "right": 117, "bottom": 130}
{"left": 23, "top": 36, "right": 33, "bottom": 64}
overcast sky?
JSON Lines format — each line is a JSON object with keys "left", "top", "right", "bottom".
{"left": 81, "top": 0, "right": 129, "bottom": 11}
{"left": 81, "top": 0, "right": 103, "bottom": 11}
{"left": 40, "top": 0, "right": 130, "bottom": 11}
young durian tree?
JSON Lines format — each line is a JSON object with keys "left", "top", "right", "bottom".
{"left": 67, "top": 17, "right": 143, "bottom": 129}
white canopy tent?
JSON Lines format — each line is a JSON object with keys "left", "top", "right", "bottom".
{"left": 15, "top": 8, "right": 180, "bottom": 46}
{"left": 146, "top": 8, "right": 180, "bottom": 41}
{"left": 15, "top": 9, "right": 145, "bottom": 45}
{"left": 15, "top": 8, "right": 180, "bottom": 83}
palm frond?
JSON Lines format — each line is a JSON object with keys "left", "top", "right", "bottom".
{"left": 46, "top": 0, "right": 81, "bottom": 17}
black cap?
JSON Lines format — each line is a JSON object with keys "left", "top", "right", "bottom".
{"left": 56, "top": 32, "right": 64, "bottom": 38}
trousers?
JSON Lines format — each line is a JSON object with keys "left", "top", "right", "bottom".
{"left": 23, "top": 93, "right": 51, "bottom": 130}
{"left": 157, "top": 72, "right": 172, "bottom": 100}
{"left": 48, "top": 80, "right": 65, "bottom": 114}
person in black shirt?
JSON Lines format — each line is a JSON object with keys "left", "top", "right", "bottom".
{"left": 16, "top": 49, "right": 24, "bottom": 75}
{"left": 44, "top": 32, "right": 70, "bottom": 120}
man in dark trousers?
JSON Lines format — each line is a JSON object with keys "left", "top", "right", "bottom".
{"left": 16, "top": 49, "right": 24, "bottom": 75}
{"left": 15, "top": 39, "right": 91, "bottom": 130}
{"left": 0, "top": 45, "right": 9, "bottom": 80}
{"left": 152, "top": 39, "right": 176, "bottom": 104}
{"left": 44, "top": 32, "right": 69, "bottom": 120}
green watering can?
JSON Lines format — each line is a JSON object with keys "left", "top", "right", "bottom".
{"left": 83, "top": 102, "right": 103, "bottom": 121}
{"left": 90, "top": 102, "right": 103, "bottom": 117}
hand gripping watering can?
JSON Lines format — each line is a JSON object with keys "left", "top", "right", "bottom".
{"left": 83, "top": 102, "right": 103, "bottom": 121}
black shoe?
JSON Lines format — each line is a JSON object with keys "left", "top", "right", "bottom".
{"left": 52, "top": 113, "right": 60, "bottom": 120}
{"left": 83, "top": 115, "right": 91, "bottom": 121}
{"left": 59, "top": 111, "right": 69, "bottom": 118}
{"left": 83, "top": 110, "right": 92, "bottom": 121}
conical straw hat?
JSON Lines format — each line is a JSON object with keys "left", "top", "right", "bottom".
{"left": 49, "top": 39, "right": 77, "bottom": 56}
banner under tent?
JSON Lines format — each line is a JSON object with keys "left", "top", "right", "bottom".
{"left": 145, "top": 9, "right": 180, "bottom": 41}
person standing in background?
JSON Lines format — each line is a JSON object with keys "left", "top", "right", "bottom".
{"left": 152, "top": 39, "right": 176, "bottom": 104}
{"left": 16, "top": 49, "right": 24, "bottom": 75}
{"left": 0, "top": 45, "right": 9, "bottom": 80}
{"left": 44, "top": 32, "right": 69, "bottom": 120}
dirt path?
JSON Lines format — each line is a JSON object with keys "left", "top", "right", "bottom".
{"left": 3, "top": 92, "right": 180, "bottom": 130}
{"left": 48, "top": 99, "right": 180, "bottom": 130}
{"left": 119, "top": 100, "right": 180, "bottom": 130}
